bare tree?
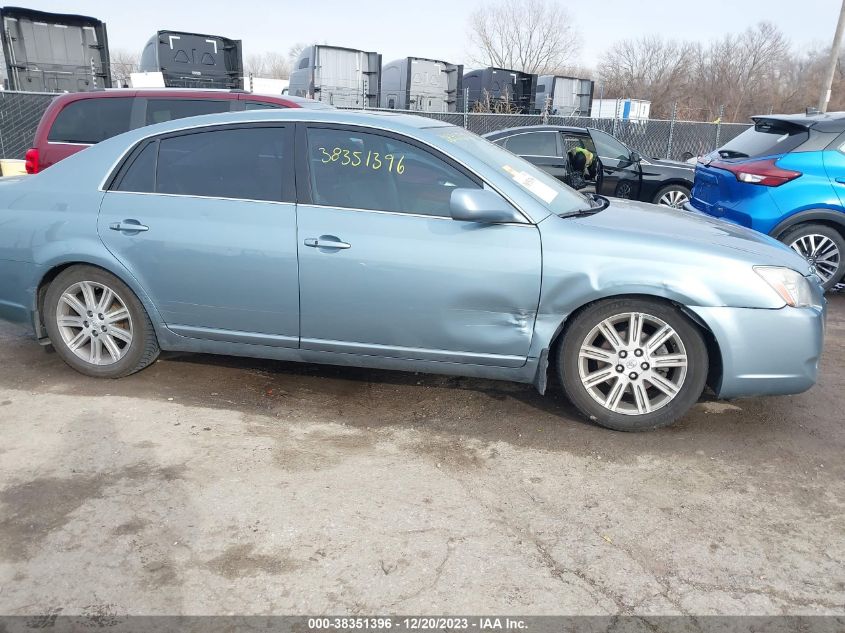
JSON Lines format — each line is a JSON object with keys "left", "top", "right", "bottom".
{"left": 597, "top": 37, "right": 696, "bottom": 118}
{"left": 109, "top": 48, "right": 140, "bottom": 88}
{"left": 598, "top": 22, "right": 795, "bottom": 122}
{"left": 245, "top": 52, "right": 291, "bottom": 79}
{"left": 467, "top": 0, "right": 579, "bottom": 74}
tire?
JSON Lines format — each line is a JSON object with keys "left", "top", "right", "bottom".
{"left": 43, "top": 265, "right": 160, "bottom": 378}
{"left": 653, "top": 184, "right": 691, "bottom": 208}
{"left": 558, "top": 298, "right": 708, "bottom": 431}
{"left": 779, "top": 223, "right": 845, "bottom": 292}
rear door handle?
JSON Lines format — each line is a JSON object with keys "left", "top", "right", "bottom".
{"left": 109, "top": 220, "right": 149, "bottom": 233}
{"left": 304, "top": 237, "right": 351, "bottom": 250}
{"left": 836, "top": 178, "right": 845, "bottom": 184}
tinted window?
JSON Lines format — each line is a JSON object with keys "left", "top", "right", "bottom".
{"left": 504, "top": 132, "right": 558, "bottom": 157}
{"left": 48, "top": 98, "right": 133, "bottom": 144}
{"left": 718, "top": 120, "right": 809, "bottom": 159}
{"left": 590, "top": 129, "right": 632, "bottom": 161}
{"left": 156, "top": 127, "right": 288, "bottom": 201}
{"left": 244, "top": 101, "right": 283, "bottom": 110}
{"left": 307, "top": 127, "right": 478, "bottom": 216}
{"left": 561, "top": 133, "right": 596, "bottom": 155}
{"left": 145, "top": 99, "right": 230, "bottom": 125}
{"left": 431, "top": 127, "right": 588, "bottom": 217}
{"left": 298, "top": 57, "right": 309, "bottom": 70}
{"left": 115, "top": 141, "right": 157, "bottom": 193}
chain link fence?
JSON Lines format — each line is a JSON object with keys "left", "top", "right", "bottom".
{"left": 0, "top": 91, "right": 55, "bottom": 159}
{"left": 357, "top": 107, "right": 751, "bottom": 162}
{"left": 0, "top": 90, "right": 752, "bottom": 163}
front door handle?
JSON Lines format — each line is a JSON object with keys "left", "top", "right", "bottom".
{"left": 304, "top": 237, "right": 351, "bottom": 250}
{"left": 836, "top": 178, "right": 845, "bottom": 184}
{"left": 109, "top": 220, "right": 149, "bottom": 233}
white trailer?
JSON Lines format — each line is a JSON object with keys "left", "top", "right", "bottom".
{"left": 535, "top": 75, "right": 593, "bottom": 115}
{"left": 380, "top": 57, "right": 462, "bottom": 112}
{"left": 288, "top": 45, "right": 381, "bottom": 108}
{"left": 591, "top": 98, "right": 651, "bottom": 121}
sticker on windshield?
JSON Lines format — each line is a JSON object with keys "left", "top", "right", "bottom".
{"left": 502, "top": 165, "right": 558, "bottom": 204}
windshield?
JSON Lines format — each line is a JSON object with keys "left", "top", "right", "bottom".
{"left": 429, "top": 127, "right": 588, "bottom": 216}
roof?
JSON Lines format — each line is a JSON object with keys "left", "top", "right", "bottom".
{"left": 482, "top": 125, "right": 588, "bottom": 138}
{"left": 112, "top": 108, "right": 454, "bottom": 144}
{"left": 751, "top": 111, "right": 845, "bottom": 133}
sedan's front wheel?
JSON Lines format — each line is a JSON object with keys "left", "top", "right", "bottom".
{"left": 44, "top": 265, "right": 160, "bottom": 378}
{"left": 559, "top": 298, "right": 708, "bottom": 431}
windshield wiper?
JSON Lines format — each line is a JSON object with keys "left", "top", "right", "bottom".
{"left": 563, "top": 193, "right": 610, "bottom": 218}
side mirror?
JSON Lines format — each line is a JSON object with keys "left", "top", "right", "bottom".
{"left": 630, "top": 151, "right": 642, "bottom": 163}
{"left": 450, "top": 188, "right": 524, "bottom": 224}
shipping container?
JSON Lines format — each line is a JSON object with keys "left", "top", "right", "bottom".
{"left": 463, "top": 67, "right": 536, "bottom": 113}
{"left": 535, "top": 75, "right": 593, "bottom": 116}
{"left": 380, "top": 57, "right": 462, "bottom": 112}
{"left": 0, "top": 6, "right": 111, "bottom": 92}
{"left": 139, "top": 30, "right": 243, "bottom": 89}
{"left": 591, "top": 98, "right": 651, "bottom": 121}
{"left": 289, "top": 45, "right": 381, "bottom": 108}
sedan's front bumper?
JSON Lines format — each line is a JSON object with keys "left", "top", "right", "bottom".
{"left": 690, "top": 303, "right": 826, "bottom": 399}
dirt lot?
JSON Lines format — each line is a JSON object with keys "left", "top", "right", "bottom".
{"left": 0, "top": 294, "right": 843, "bottom": 616}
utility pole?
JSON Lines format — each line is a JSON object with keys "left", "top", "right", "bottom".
{"left": 819, "top": 0, "right": 845, "bottom": 112}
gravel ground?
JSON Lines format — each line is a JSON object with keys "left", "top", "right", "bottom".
{"left": 0, "top": 294, "right": 843, "bottom": 616}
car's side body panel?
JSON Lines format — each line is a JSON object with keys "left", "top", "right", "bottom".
{"left": 99, "top": 193, "right": 301, "bottom": 345}
{"left": 0, "top": 109, "right": 827, "bottom": 402}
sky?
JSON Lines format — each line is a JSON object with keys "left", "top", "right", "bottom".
{"left": 17, "top": 0, "right": 842, "bottom": 70}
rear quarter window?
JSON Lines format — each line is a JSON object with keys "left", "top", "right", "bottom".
{"left": 47, "top": 97, "right": 133, "bottom": 144}
{"left": 718, "top": 120, "right": 809, "bottom": 159}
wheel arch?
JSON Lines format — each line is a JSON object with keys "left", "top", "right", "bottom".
{"left": 770, "top": 209, "right": 845, "bottom": 241}
{"left": 34, "top": 257, "right": 164, "bottom": 341}
{"left": 537, "top": 292, "right": 723, "bottom": 395}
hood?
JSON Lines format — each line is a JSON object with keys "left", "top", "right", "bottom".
{"left": 571, "top": 198, "right": 811, "bottom": 272}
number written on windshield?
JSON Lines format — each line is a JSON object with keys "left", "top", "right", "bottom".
{"left": 317, "top": 146, "right": 405, "bottom": 174}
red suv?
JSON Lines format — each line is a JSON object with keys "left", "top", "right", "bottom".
{"left": 25, "top": 90, "right": 329, "bottom": 174}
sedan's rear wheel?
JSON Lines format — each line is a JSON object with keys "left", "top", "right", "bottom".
{"left": 780, "top": 223, "right": 844, "bottom": 291}
{"left": 654, "top": 184, "right": 691, "bottom": 208}
{"left": 44, "top": 265, "right": 159, "bottom": 378}
{"left": 559, "top": 298, "right": 708, "bottom": 431}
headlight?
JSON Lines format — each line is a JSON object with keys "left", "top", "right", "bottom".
{"left": 754, "top": 266, "right": 816, "bottom": 307}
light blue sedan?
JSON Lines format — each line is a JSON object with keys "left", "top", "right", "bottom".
{"left": 0, "top": 110, "right": 826, "bottom": 430}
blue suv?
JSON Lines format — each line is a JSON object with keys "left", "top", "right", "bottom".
{"left": 688, "top": 112, "right": 845, "bottom": 290}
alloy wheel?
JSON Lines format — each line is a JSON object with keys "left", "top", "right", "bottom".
{"left": 56, "top": 281, "right": 134, "bottom": 366}
{"left": 577, "top": 312, "right": 688, "bottom": 416}
{"left": 658, "top": 189, "right": 690, "bottom": 208}
{"left": 788, "top": 234, "right": 841, "bottom": 286}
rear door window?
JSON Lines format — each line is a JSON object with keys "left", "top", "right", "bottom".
{"left": 145, "top": 99, "right": 231, "bottom": 125}
{"left": 718, "top": 120, "right": 809, "bottom": 159}
{"left": 155, "top": 126, "right": 289, "bottom": 201}
{"left": 48, "top": 97, "right": 133, "bottom": 144}
{"left": 504, "top": 132, "right": 559, "bottom": 157}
